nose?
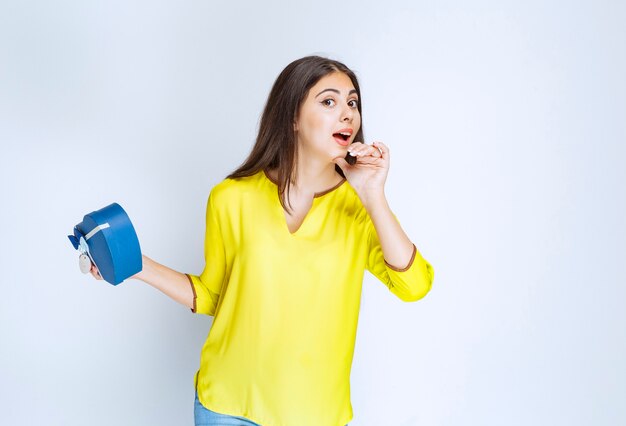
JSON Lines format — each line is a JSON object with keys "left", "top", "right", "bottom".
{"left": 341, "top": 105, "right": 354, "bottom": 123}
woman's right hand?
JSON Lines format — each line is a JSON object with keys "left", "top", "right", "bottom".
{"left": 87, "top": 255, "right": 144, "bottom": 281}
{"left": 89, "top": 263, "right": 103, "bottom": 280}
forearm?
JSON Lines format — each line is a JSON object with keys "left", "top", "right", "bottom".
{"left": 363, "top": 192, "right": 414, "bottom": 269}
{"left": 132, "top": 255, "right": 194, "bottom": 309}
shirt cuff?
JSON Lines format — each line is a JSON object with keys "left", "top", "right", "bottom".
{"left": 184, "top": 273, "right": 197, "bottom": 313}
{"left": 384, "top": 243, "right": 417, "bottom": 272}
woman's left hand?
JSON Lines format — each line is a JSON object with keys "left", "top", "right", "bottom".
{"left": 333, "top": 141, "right": 390, "bottom": 202}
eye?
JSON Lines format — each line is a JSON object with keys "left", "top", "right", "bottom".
{"left": 348, "top": 99, "right": 359, "bottom": 108}
{"left": 321, "top": 98, "right": 336, "bottom": 107}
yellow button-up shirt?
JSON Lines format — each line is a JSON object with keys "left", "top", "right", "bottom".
{"left": 186, "top": 169, "right": 434, "bottom": 426}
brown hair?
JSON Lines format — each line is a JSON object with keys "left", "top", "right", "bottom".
{"left": 226, "top": 55, "right": 364, "bottom": 214}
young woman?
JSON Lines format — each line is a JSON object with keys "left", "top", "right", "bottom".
{"left": 90, "top": 56, "right": 434, "bottom": 426}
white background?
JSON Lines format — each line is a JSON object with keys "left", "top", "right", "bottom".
{"left": 1, "top": 1, "right": 624, "bottom": 425}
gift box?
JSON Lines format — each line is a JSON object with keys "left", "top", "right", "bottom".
{"left": 68, "top": 203, "right": 142, "bottom": 285}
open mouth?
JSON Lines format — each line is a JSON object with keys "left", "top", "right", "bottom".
{"left": 333, "top": 132, "right": 351, "bottom": 142}
{"left": 333, "top": 128, "right": 353, "bottom": 146}
{"left": 332, "top": 132, "right": 351, "bottom": 146}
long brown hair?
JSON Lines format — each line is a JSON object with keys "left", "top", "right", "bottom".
{"left": 226, "top": 55, "right": 364, "bottom": 214}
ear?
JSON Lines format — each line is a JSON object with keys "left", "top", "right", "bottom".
{"left": 293, "top": 105, "right": 303, "bottom": 132}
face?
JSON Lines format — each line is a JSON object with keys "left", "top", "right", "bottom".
{"left": 294, "top": 72, "right": 361, "bottom": 163}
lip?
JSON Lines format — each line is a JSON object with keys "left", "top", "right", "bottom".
{"left": 332, "top": 128, "right": 353, "bottom": 147}
{"left": 335, "top": 128, "right": 353, "bottom": 136}
{"left": 333, "top": 135, "right": 350, "bottom": 146}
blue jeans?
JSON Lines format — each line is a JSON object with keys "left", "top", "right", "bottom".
{"left": 194, "top": 391, "right": 348, "bottom": 425}
{"left": 194, "top": 392, "right": 261, "bottom": 425}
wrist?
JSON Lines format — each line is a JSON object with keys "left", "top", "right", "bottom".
{"left": 131, "top": 255, "right": 151, "bottom": 281}
{"left": 361, "top": 190, "right": 386, "bottom": 212}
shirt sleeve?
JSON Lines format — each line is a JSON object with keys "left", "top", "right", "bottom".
{"left": 185, "top": 190, "right": 227, "bottom": 315}
{"left": 365, "top": 215, "right": 435, "bottom": 302}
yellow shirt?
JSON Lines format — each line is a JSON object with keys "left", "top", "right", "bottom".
{"left": 185, "top": 169, "right": 434, "bottom": 426}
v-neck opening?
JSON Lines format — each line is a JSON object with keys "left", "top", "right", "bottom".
{"left": 286, "top": 209, "right": 309, "bottom": 235}
{"left": 261, "top": 169, "right": 345, "bottom": 236}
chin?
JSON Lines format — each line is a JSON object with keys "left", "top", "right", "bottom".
{"left": 328, "top": 148, "right": 347, "bottom": 160}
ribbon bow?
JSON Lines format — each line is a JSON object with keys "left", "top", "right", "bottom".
{"left": 68, "top": 227, "right": 85, "bottom": 251}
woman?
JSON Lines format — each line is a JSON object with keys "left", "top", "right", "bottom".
{"left": 90, "top": 56, "right": 434, "bottom": 426}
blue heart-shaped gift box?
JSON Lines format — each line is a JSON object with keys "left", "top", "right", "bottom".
{"left": 68, "top": 203, "right": 142, "bottom": 285}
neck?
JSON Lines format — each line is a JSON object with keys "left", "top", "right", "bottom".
{"left": 292, "top": 155, "right": 341, "bottom": 195}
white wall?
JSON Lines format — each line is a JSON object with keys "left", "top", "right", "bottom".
{"left": 1, "top": 1, "right": 624, "bottom": 425}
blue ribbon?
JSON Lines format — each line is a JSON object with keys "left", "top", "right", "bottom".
{"left": 67, "top": 227, "right": 85, "bottom": 250}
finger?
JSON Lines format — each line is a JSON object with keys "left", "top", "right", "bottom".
{"left": 349, "top": 144, "right": 381, "bottom": 158}
{"left": 366, "top": 143, "right": 383, "bottom": 158}
{"left": 372, "top": 141, "right": 388, "bottom": 158}
{"left": 354, "top": 155, "right": 381, "bottom": 164}
{"left": 90, "top": 264, "right": 102, "bottom": 280}
{"left": 347, "top": 141, "right": 363, "bottom": 155}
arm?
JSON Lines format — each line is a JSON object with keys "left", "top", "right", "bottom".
{"left": 90, "top": 189, "right": 225, "bottom": 314}
{"left": 131, "top": 255, "right": 194, "bottom": 309}
{"left": 335, "top": 141, "right": 434, "bottom": 301}
{"left": 337, "top": 141, "right": 414, "bottom": 266}
{"left": 362, "top": 194, "right": 434, "bottom": 302}
{"left": 362, "top": 192, "right": 414, "bottom": 270}
{"left": 89, "top": 255, "right": 194, "bottom": 309}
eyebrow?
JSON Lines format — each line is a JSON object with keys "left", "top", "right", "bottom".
{"left": 315, "top": 88, "right": 358, "bottom": 97}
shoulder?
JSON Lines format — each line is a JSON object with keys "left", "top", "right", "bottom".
{"left": 208, "top": 171, "right": 266, "bottom": 206}
{"left": 332, "top": 179, "right": 372, "bottom": 225}
{"left": 340, "top": 179, "right": 365, "bottom": 208}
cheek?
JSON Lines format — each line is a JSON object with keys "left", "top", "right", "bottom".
{"left": 353, "top": 114, "right": 362, "bottom": 134}
{"left": 303, "top": 114, "right": 329, "bottom": 138}
{"left": 299, "top": 106, "right": 319, "bottom": 130}
{"left": 310, "top": 110, "right": 329, "bottom": 127}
